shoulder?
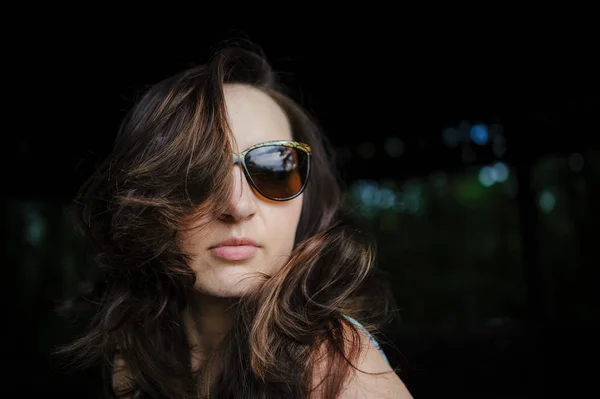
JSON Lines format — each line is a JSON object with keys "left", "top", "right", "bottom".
{"left": 312, "top": 318, "right": 413, "bottom": 399}
{"left": 344, "top": 316, "right": 390, "bottom": 365}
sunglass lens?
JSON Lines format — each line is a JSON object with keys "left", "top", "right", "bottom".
{"left": 244, "top": 145, "right": 309, "bottom": 200}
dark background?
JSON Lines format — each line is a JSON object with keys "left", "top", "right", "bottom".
{"left": 2, "top": 22, "right": 599, "bottom": 398}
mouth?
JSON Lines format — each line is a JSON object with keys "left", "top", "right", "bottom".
{"left": 209, "top": 237, "right": 260, "bottom": 261}
{"left": 209, "top": 245, "right": 258, "bottom": 261}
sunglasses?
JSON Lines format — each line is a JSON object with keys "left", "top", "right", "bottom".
{"left": 232, "top": 140, "right": 311, "bottom": 201}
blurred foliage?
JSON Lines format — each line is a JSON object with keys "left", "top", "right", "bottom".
{"left": 1, "top": 148, "right": 599, "bottom": 354}
{"left": 344, "top": 167, "right": 525, "bottom": 333}
{"left": 1, "top": 201, "right": 93, "bottom": 352}
{"left": 531, "top": 148, "right": 600, "bottom": 322}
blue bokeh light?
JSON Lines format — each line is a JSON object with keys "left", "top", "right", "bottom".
{"left": 470, "top": 124, "right": 489, "bottom": 145}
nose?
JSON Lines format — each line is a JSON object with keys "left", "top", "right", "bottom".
{"left": 220, "top": 166, "right": 258, "bottom": 222}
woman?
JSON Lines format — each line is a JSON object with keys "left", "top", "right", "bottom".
{"left": 58, "top": 42, "right": 413, "bottom": 398}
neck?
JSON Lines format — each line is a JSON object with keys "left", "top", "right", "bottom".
{"left": 185, "top": 293, "right": 238, "bottom": 356}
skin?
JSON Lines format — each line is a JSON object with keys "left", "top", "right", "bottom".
{"left": 178, "top": 83, "right": 303, "bottom": 358}
{"left": 312, "top": 322, "right": 414, "bottom": 398}
{"left": 115, "top": 83, "right": 413, "bottom": 398}
{"left": 180, "top": 83, "right": 303, "bottom": 298}
{"left": 178, "top": 83, "right": 413, "bottom": 398}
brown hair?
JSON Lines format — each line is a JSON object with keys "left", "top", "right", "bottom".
{"left": 57, "top": 41, "right": 397, "bottom": 398}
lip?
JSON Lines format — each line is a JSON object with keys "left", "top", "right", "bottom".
{"left": 210, "top": 237, "right": 259, "bottom": 248}
{"left": 209, "top": 237, "right": 259, "bottom": 261}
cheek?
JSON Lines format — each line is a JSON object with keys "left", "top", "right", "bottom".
{"left": 266, "top": 198, "right": 303, "bottom": 250}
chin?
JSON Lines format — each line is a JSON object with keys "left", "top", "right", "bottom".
{"left": 195, "top": 269, "right": 269, "bottom": 298}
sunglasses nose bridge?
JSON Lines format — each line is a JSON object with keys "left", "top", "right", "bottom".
{"left": 232, "top": 153, "right": 242, "bottom": 165}
{"left": 232, "top": 152, "right": 251, "bottom": 186}
{"left": 231, "top": 153, "right": 256, "bottom": 194}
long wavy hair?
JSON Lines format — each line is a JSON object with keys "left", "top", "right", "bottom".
{"left": 57, "top": 42, "right": 398, "bottom": 398}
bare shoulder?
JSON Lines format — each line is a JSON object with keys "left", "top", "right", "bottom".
{"left": 312, "top": 322, "right": 414, "bottom": 399}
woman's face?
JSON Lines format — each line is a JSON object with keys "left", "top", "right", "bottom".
{"left": 179, "top": 84, "right": 304, "bottom": 297}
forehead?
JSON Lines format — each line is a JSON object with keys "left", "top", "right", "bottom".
{"left": 223, "top": 84, "right": 292, "bottom": 152}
